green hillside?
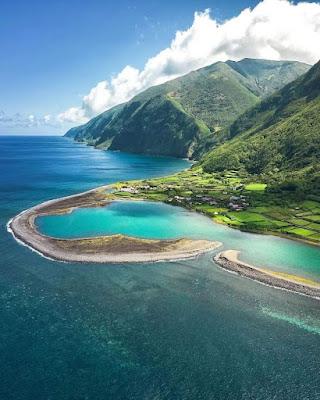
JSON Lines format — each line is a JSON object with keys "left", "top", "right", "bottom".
{"left": 108, "top": 94, "right": 210, "bottom": 158}
{"left": 202, "top": 60, "right": 320, "bottom": 194}
{"left": 65, "top": 58, "right": 309, "bottom": 158}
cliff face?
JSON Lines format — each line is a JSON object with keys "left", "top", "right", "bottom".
{"left": 65, "top": 58, "right": 310, "bottom": 158}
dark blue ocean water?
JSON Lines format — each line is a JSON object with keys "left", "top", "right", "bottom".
{"left": 1, "top": 136, "right": 320, "bottom": 400}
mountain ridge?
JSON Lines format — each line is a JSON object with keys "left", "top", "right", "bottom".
{"left": 65, "top": 58, "right": 309, "bottom": 158}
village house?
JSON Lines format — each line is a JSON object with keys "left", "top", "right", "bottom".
{"left": 228, "top": 195, "right": 249, "bottom": 211}
{"left": 119, "top": 187, "right": 139, "bottom": 194}
{"left": 228, "top": 203, "right": 244, "bottom": 211}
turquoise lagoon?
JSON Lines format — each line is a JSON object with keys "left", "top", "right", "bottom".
{"left": 37, "top": 200, "right": 320, "bottom": 281}
{"left": 36, "top": 200, "right": 216, "bottom": 240}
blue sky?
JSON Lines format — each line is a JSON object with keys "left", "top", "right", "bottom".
{"left": 1, "top": 0, "right": 319, "bottom": 134}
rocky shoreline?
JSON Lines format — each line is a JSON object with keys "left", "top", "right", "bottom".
{"left": 7, "top": 186, "right": 221, "bottom": 264}
{"left": 214, "top": 250, "right": 320, "bottom": 300}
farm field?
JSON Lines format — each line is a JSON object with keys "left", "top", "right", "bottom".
{"left": 108, "top": 167, "right": 320, "bottom": 245}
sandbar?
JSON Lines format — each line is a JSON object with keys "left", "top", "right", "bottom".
{"left": 8, "top": 186, "right": 221, "bottom": 263}
{"left": 214, "top": 250, "right": 320, "bottom": 299}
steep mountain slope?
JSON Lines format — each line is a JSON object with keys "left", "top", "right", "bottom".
{"left": 64, "top": 104, "right": 124, "bottom": 145}
{"left": 202, "top": 60, "right": 320, "bottom": 189}
{"left": 66, "top": 58, "right": 309, "bottom": 158}
{"left": 109, "top": 94, "right": 210, "bottom": 158}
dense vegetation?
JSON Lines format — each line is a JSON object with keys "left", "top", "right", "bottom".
{"left": 109, "top": 95, "right": 211, "bottom": 158}
{"left": 66, "top": 58, "right": 309, "bottom": 158}
{"left": 202, "top": 60, "right": 320, "bottom": 196}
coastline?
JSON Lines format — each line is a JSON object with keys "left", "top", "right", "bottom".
{"left": 7, "top": 175, "right": 319, "bottom": 266}
{"left": 7, "top": 187, "right": 221, "bottom": 264}
{"left": 179, "top": 205, "right": 320, "bottom": 248}
{"left": 214, "top": 250, "right": 320, "bottom": 300}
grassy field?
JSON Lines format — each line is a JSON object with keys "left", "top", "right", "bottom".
{"left": 245, "top": 183, "right": 267, "bottom": 191}
{"left": 106, "top": 166, "right": 320, "bottom": 245}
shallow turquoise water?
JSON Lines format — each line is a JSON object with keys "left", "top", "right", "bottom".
{"left": 37, "top": 200, "right": 215, "bottom": 239}
{"left": 1, "top": 137, "right": 320, "bottom": 400}
{"left": 38, "top": 200, "right": 320, "bottom": 280}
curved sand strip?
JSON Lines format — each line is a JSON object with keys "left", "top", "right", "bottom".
{"left": 214, "top": 250, "right": 320, "bottom": 299}
{"left": 8, "top": 187, "right": 221, "bottom": 264}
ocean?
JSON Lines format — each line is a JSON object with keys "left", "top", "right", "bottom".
{"left": 1, "top": 136, "right": 319, "bottom": 400}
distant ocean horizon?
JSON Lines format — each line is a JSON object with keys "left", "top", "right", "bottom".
{"left": 1, "top": 136, "right": 319, "bottom": 400}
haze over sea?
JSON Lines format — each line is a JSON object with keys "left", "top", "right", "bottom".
{"left": 1, "top": 136, "right": 320, "bottom": 400}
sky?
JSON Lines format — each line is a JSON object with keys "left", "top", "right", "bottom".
{"left": 0, "top": 0, "right": 319, "bottom": 134}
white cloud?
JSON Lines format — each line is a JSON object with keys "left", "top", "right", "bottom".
{"left": 55, "top": 0, "right": 320, "bottom": 125}
{"left": 28, "top": 114, "right": 35, "bottom": 124}
{"left": 81, "top": 66, "right": 142, "bottom": 117}
{"left": 44, "top": 114, "right": 51, "bottom": 123}
{"left": 0, "top": 111, "right": 58, "bottom": 129}
{"left": 57, "top": 107, "right": 87, "bottom": 124}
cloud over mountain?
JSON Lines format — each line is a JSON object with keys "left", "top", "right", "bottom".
{"left": 54, "top": 0, "right": 320, "bottom": 124}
